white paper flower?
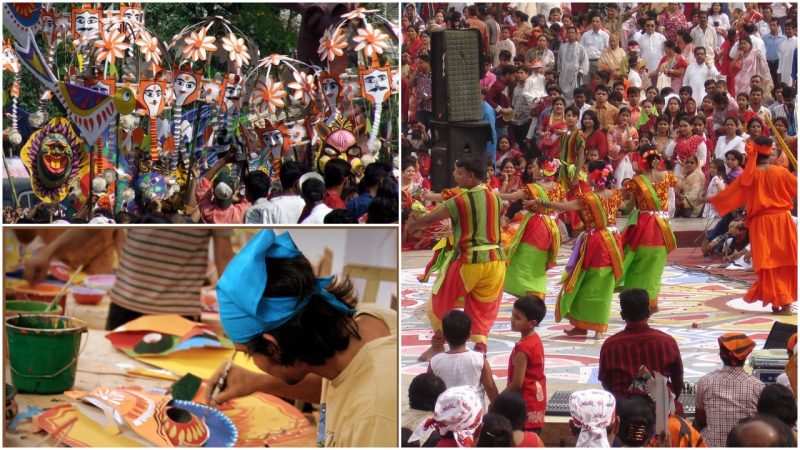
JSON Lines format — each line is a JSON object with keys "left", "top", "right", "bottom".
{"left": 352, "top": 22, "right": 390, "bottom": 57}
{"left": 318, "top": 27, "right": 347, "bottom": 62}
{"left": 221, "top": 33, "right": 250, "bottom": 69}
{"left": 341, "top": 7, "right": 379, "bottom": 21}
{"left": 94, "top": 28, "right": 130, "bottom": 65}
{"left": 182, "top": 27, "right": 217, "bottom": 62}
{"left": 135, "top": 31, "right": 162, "bottom": 72}
{"left": 287, "top": 70, "right": 315, "bottom": 106}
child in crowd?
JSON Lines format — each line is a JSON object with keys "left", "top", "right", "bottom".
{"left": 491, "top": 390, "right": 545, "bottom": 447}
{"left": 429, "top": 310, "right": 499, "bottom": 407}
{"left": 401, "top": 373, "right": 446, "bottom": 447}
{"left": 703, "top": 159, "right": 727, "bottom": 219}
{"left": 505, "top": 296, "right": 547, "bottom": 433}
{"left": 724, "top": 149, "right": 744, "bottom": 183}
{"left": 476, "top": 413, "right": 514, "bottom": 447}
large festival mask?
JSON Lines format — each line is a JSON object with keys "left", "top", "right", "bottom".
{"left": 358, "top": 62, "right": 392, "bottom": 104}
{"left": 120, "top": 3, "right": 144, "bottom": 25}
{"left": 320, "top": 72, "right": 342, "bottom": 112}
{"left": 221, "top": 74, "right": 242, "bottom": 112}
{"left": 40, "top": 9, "right": 60, "bottom": 47}
{"left": 138, "top": 80, "right": 167, "bottom": 117}
{"left": 173, "top": 68, "right": 201, "bottom": 107}
{"left": 20, "top": 118, "right": 87, "bottom": 203}
{"left": 315, "top": 116, "right": 361, "bottom": 172}
{"left": 71, "top": 5, "right": 102, "bottom": 40}
{"left": 2, "top": 41, "right": 20, "bottom": 73}
{"left": 258, "top": 122, "right": 291, "bottom": 160}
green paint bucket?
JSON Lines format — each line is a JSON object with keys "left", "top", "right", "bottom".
{"left": 4, "top": 300, "right": 63, "bottom": 317}
{"left": 5, "top": 315, "right": 87, "bottom": 394}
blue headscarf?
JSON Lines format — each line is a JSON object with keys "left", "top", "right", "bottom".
{"left": 217, "top": 230, "right": 355, "bottom": 343}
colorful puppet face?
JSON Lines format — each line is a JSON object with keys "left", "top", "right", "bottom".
{"left": 120, "top": 5, "right": 143, "bottom": 24}
{"left": 315, "top": 116, "right": 361, "bottom": 172}
{"left": 173, "top": 71, "right": 200, "bottom": 106}
{"left": 2, "top": 44, "right": 20, "bottom": 73}
{"left": 259, "top": 123, "right": 290, "bottom": 159}
{"left": 321, "top": 74, "right": 341, "bottom": 110}
{"left": 222, "top": 76, "right": 242, "bottom": 112}
{"left": 40, "top": 10, "right": 59, "bottom": 46}
{"left": 358, "top": 64, "right": 392, "bottom": 104}
{"left": 138, "top": 81, "right": 166, "bottom": 117}
{"left": 71, "top": 7, "right": 102, "bottom": 39}
{"left": 20, "top": 118, "right": 87, "bottom": 203}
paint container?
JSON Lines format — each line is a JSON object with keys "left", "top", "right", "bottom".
{"left": 6, "top": 315, "right": 87, "bottom": 394}
{"left": 4, "top": 300, "right": 64, "bottom": 317}
{"left": 15, "top": 283, "right": 68, "bottom": 313}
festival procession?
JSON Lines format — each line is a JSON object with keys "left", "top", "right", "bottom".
{"left": 400, "top": 2, "right": 798, "bottom": 448}
{"left": 2, "top": 3, "right": 400, "bottom": 224}
{"left": 3, "top": 227, "right": 399, "bottom": 447}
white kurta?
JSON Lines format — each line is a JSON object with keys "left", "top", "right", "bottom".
{"left": 636, "top": 32, "right": 667, "bottom": 72}
{"left": 778, "top": 36, "right": 798, "bottom": 85}
{"left": 557, "top": 42, "right": 589, "bottom": 103}
{"left": 683, "top": 61, "right": 720, "bottom": 104}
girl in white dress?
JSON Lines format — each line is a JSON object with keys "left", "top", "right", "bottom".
{"left": 703, "top": 158, "right": 727, "bottom": 218}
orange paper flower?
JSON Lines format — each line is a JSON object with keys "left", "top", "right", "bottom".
{"left": 251, "top": 79, "right": 286, "bottom": 114}
{"left": 135, "top": 31, "right": 162, "bottom": 72}
{"left": 341, "top": 7, "right": 379, "bottom": 21}
{"left": 287, "top": 70, "right": 315, "bottom": 106}
{"left": 183, "top": 27, "right": 217, "bottom": 62}
{"left": 94, "top": 28, "right": 130, "bottom": 65}
{"left": 352, "top": 23, "right": 390, "bottom": 57}
{"left": 221, "top": 33, "right": 250, "bottom": 69}
{"left": 318, "top": 27, "right": 347, "bottom": 62}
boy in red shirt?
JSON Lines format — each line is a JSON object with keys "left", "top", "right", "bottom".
{"left": 505, "top": 295, "right": 547, "bottom": 433}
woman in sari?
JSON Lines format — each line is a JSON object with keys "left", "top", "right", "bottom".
{"left": 501, "top": 156, "right": 566, "bottom": 298}
{"left": 498, "top": 157, "right": 523, "bottom": 195}
{"left": 771, "top": 117, "right": 797, "bottom": 170}
{"left": 714, "top": 117, "right": 746, "bottom": 168}
{"left": 653, "top": 117, "right": 673, "bottom": 155}
{"left": 665, "top": 115, "right": 707, "bottom": 177}
{"left": 404, "top": 26, "right": 424, "bottom": 61}
{"left": 676, "top": 30, "right": 695, "bottom": 64}
{"left": 619, "top": 146, "right": 679, "bottom": 312}
{"left": 538, "top": 97, "right": 568, "bottom": 159}
{"left": 678, "top": 155, "right": 705, "bottom": 217}
{"left": 599, "top": 34, "right": 626, "bottom": 79}
{"left": 607, "top": 107, "right": 639, "bottom": 177}
{"left": 582, "top": 110, "right": 608, "bottom": 161}
{"left": 531, "top": 161, "right": 624, "bottom": 340}
{"left": 658, "top": 40, "right": 689, "bottom": 93}
{"left": 526, "top": 34, "right": 555, "bottom": 70}
{"left": 731, "top": 36, "right": 772, "bottom": 98}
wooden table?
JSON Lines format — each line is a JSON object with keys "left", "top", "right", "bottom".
{"left": 4, "top": 326, "right": 315, "bottom": 447}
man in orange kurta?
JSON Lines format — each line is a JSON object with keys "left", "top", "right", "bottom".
{"left": 709, "top": 137, "right": 797, "bottom": 312}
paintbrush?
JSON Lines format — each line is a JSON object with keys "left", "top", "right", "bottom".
{"left": 46, "top": 264, "right": 84, "bottom": 313}
{"left": 204, "top": 350, "right": 236, "bottom": 423}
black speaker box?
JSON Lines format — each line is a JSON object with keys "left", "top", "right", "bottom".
{"left": 431, "top": 29, "right": 484, "bottom": 123}
{"left": 429, "top": 120, "right": 492, "bottom": 191}
{"left": 763, "top": 321, "right": 797, "bottom": 350}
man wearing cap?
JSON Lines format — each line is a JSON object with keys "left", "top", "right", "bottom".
{"left": 694, "top": 332, "right": 764, "bottom": 447}
{"left": 194, "top": 152, "right": 251, "bottom": 223}
{"left": 208, "top": 230, "right": 398, "bottom": 447}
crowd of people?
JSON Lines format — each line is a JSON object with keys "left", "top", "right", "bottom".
{"left": 5, "top": 156, "right": 400, "bottom": 225}
{"left": 401, "top": 2, "right": 798, "bottom": 447}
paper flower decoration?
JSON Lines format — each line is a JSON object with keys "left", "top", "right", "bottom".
{"left": 287, "top": 70, "right": 314, "bottom": 106}
{"left": 221, "top": 32, "right": 250, "bottom": 69}
{"left": 261, "top": 53, "right": 285, "bottom": 67}
{"left": 352, "top": 23, "right": 390, "bottom": 57}
{"left": 318, "top": 28, "right": 347, "bottom": 62}
{"left": 252, "top": 79, "right": 286, "bottom": 114}
{"left": 135, "top": 31, "right": 162, "bottom": 72}
{"left": 93, "top": 28, "right": 130, "bottom": 65}
{"left": 182, "top": 27, "right": 217, "bottom": 62}
{"left": 341, "top": 7, "right": 379, "bottom": 21}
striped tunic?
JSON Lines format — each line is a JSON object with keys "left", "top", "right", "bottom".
{"left": 444, "top": 184, "right": 504, "bottom": 264}
{"left": 110, "top": 229, "right": 233, "bottom": 315}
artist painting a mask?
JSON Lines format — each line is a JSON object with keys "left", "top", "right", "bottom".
{"left": 209, "top": 229, "right": 398, "bottom": 447}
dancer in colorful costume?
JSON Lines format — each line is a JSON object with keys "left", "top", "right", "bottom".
{"left": 407, "top": 157, "right": 505, "bottom": 360}
{"left": 705, "top": 136, "right": 797, "bottom": 314}
{"left": 619, "top": 145, "right": 680, "bottom": 312}
{"left": 532, "top": 161, "right": 624, "bottom": 340}
{"left": 558, "top": 105, "right": 588, "bottom": 233}
{"left": 501, "top": 156, "right": 565, "bottom": 298}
